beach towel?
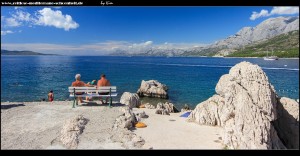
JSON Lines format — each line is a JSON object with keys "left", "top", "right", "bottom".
{"left": 135, "top": 122, "right": 147, "bottom": 128}
{"left": 180, "top": 111, "right": 191, "bottom": 118}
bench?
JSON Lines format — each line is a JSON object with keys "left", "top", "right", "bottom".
{"left": 68, "top": 86, "right": 118, "bottom": 108}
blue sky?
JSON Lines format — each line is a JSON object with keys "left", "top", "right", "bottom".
{"left": 1, "top": 6, "right": 299, "bottom": 55}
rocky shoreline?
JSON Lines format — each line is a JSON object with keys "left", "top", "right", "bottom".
{"left": 187, "top": 61, "right": 299, "bottom": 149}
{"left": 1, "top": 61, "right": 299, "bottom": 149}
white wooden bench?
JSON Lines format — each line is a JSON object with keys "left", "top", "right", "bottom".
{"left": 68, "top": 86, "right": 118, "bottom": 108}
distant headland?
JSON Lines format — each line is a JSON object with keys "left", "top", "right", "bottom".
{"left": 1, "top": 49, "right": 59, "bottom": 56}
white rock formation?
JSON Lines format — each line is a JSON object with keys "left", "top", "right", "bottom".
{"left": 144, "top": 103, "right": 156, "bottom": 109}
{"left": 113, "top": 106, "right": 137, "bottom": 129}
{"left": 137, "top": 80, "right": 168, "bottom": 99}
{"left": 120, "top": 92, "right": 141, "bottom": 109}
{"left": 155, "top": 102, "right": 178, "bottom": 115}
{"left": 111, "top": 106, "right": 145, "bottom": 148}
{"left": 188, "top": 61, "right": 288, "bottom": 149}
{"left": 274, "top": 97, "right": 299, "bottom": 149}
{"left": 60, "top": 115, "right": 89, "bottom": 149}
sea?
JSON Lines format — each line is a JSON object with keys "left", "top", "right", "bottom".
{"left": 1, "top": 56, "right": 299, "bottom": 109}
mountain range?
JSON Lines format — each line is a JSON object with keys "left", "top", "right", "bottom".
{"left": 110, "top": 16, "right": 299, "bottom": 57}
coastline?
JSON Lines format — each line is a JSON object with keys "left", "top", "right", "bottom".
{"left": 224, "top": 56, "right": 299, "bottom": 59}
{"left": 2, "top": 54, "right": 298, "bottom": 59}
{"left": 1, "top": 101, "right": 222, "bottom": 149}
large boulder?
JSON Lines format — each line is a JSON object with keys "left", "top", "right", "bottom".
{"left": 188, "top": 61, "right": 288, "bottom": 149}
{"left": 155, "top": 102, "right": 179, "bottom": 115}
{"left": 120, "top": 92, "right": 141, "bottom": 109}
{"left": 111, "top": 106, "right": 145, "bottom": 149}
{"left": 60, "top": 115, "right": 89, "bottom": 149}
{"left": 137, "top": 80, "right": 168, "bottom": 99}
{"left": 274, "top": 97, "right": 299, "bottom": 149}
{"left": 113, "top": 106, "right": 137, "bottom": 129}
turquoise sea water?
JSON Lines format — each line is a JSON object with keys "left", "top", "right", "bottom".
{"left": 1, "top": 56, "right": 299, "bottom": 109}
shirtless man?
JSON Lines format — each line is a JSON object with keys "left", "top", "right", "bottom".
{"left": 97, "top": 74, "right": 111, "bottom": 104}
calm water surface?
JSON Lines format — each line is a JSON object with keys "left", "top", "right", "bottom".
{"left": 1, "top": 56, "right": 299, "bottom": 109}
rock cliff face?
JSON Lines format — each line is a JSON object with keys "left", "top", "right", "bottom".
{"left": 137, "top": 80, "right": 168, "bottom": 99}
{"left": 274, "top": 97, "right": 299, "bottom": 149}
{"left": 210, "top": 16, "right": 299, "bottom": 49}
{"left": 188, "top": 61, "right": 299, "bottom": 149}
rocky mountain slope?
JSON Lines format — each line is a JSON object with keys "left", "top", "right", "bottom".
{"left": 187, "top": 16, "right": 299, "bottom": 57}
{"left": 226, "top": 30, "right": 299, "bottom": 57}
{"left": 109, "top": 16, "right": 299, "bottom": 57}
{"left": 210, "top": 16, "right": 299, "bottom": 49}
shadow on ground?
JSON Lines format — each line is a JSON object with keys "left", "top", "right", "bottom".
{"left": 1, "top": 103, "right": 25, "bottom": 110}
{"left": 79, "top": 101, "right": 126, "bottom": 107}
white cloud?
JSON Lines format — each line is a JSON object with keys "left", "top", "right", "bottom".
{"left": 270, "top": 7, "right": 299, "bottom": 15}
{"left": 3, "top": 9, "right": 32, "bottom": 27}
{"left": 5, "top": 17, "right": 21, "bottom": 27}
{"left": 144, "top": 41, "right": 153, "bottom": 46}
{"left": 1, "top": 16, "right": 4, "bottom": 27}
{"left": 81, "top": 41, "right": 131, "bottom": 51}
{"left": 130, "top": 41, "right": 153, "bottom": 49}
{"left": 1, "top": 41, "right": 208, "bottom": 55}
{"left": 250, "top": 7, "right": 299, "bottom": 20}
{"left": 14, "top": 7, "right": 23, "bottom": 10}
{"left": 12, "top": 10, "right": 31, "bottom": 22}
{"left": 1, "top": 30, "right": 14, "bottom": 35}
{"left": 52, "top": 7, "right": 62, "bottom": 9}
{"left": 2, "top": 7, "right": 79, "bottom": 31}
{"left": 1, "top": 43, "right": 83, "bottom": 55}
{"left": 35, "top": 8, "right": 79, "bottom": 31}
{"left": 250, "top": 9, "right": 269, "bottom": 20}
{"left": 1, "top": 41, "right": 131, "bottom": 55}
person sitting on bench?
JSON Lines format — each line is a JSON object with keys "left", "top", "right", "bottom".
{"left": 71, "top": 74, "right": 92, "bottom": 103}
{"left": 97, "top": 74, "right": 111, "bottom": 104}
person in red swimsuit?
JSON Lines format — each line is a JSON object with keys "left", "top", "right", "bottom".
{"left": 71, "top": 74, "right": 92, "bottom": 103}
{"left": 48, "top": 90, "right": 54, "bottom": 102}
{"left": 97, "top": 74, "right": 111, "bottom": 104}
